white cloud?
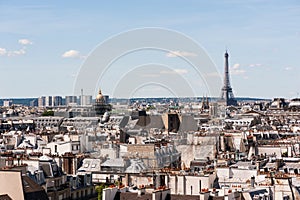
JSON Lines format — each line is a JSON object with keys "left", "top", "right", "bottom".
{"left": 0, "top": 48, "right": 7, "bottom": 55}
{"left": 140, "top": 73, "right": 160, "bottom": 78}
{"left": 0, "top": 39, "right": 31, "bottom": 57}
{"left": 231, "top": 69, "right": 246, "bottom": 75}
{"left": 249, "top": 63, "right": 262, "bottom": 67}
{"left": 62, "top": 50, "right": 81, "bottom": 58}
{"left": 230, "top": 63, "right": 246, "bottom": 75}
{"left": 160, "top": 68, "right": 188, "bottom": 75}
{"left": 284, "top": 67, "right": 293, "bottom": 71}
{"left": 232, "top": 63, "right": 240, "bottom": 69}
{"left": 0, "top": 47, "right": 27, "bottom": 57}
{"left": 166, "top": 51, "right": 197, "bottom": 58}
{"left": 8, "top": 48, "right": 26, "bottom": 56}
{"left": 18, "top": 39, "right": 33, "bottom": 45}
{"left": 174, "top": 69, "right": 188, "bottom": 74}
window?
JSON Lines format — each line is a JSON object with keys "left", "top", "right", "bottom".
{"left": 72, "top": 145, "right": 78, "bottom": 151}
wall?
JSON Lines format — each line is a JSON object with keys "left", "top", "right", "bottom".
{"left": 0, "top": 158, "right": 5, "bottom": 168}
{"left": 152, "top": 189, "right": 170, "bottom": 200}
{"left": 127, "top": 144, "right": 155, "bottom": 158}
{"left": 168, "top": 175, "right": 214, "bottom": 195}
{"left": 102, "top": 187, "right": 118, "bottom": 200}
{"left": 0, "top": 171, "right": 24, "bottom": 200}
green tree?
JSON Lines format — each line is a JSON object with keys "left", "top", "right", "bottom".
{"left": 42, "top": 110, "right": 54, "bottom": 116}
{"left": 95, "top": 184, "right": 106, "bottom": 200}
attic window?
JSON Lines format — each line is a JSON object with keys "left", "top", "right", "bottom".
{"left": 91, "top": 164, "right": 96, "bottom": 168}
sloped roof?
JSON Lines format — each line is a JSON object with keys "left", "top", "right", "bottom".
{"left": 119, "top": 116, "right": 130, "bottom": 128}
{"left": 39, "top": 155, "right": 53, "bottom": 162}
{"left": 125, "top": 159, "right": 147, "bottom": 173}
{"left": 22, "top": 176, "right": 48, "bottom": 200}
{"left": 134, "top": 115, "right": 164, "bottom": 130}
{"left": 245, "top": 188, "right": 268, "bottom": 199}
{"left": 178, "top": 115, "right": 198, "bottom": 132}
{"left": 18, "top": 141, "right": 34, "bottom": 149}
{"left": 78, "top": 158, "right": 101, "bottom": 172}
{"left": 0, "top": 195, "right": 12, "bottom": 200}
{"left": 101, "top": 158, "right": 124, "bottom": 168}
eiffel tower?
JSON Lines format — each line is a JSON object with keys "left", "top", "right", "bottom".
{"left": 220, "top": 51, "right": 237, "bottom": 106}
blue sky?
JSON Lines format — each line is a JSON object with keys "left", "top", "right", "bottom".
{"left": 0, "top": 0, "right": 299, "bottom": 99}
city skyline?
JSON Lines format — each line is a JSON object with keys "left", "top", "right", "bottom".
{"left": 0, "top": 1, "right": 300, "bottom": 99}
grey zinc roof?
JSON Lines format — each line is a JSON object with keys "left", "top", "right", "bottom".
{"left": 125, "top": 158, "right": 147, "bottom": 173}
{"left": 178, "top": 115, "right": 198, "bottom": 132}
{"left": 101, "top": 158, "right": 125, "bottom": 167}
{"left": 119, "top": 116, "right": 130, "bottom": 128}
{"left": 245, "top": 189, "right": 268, "bottom": 199}
{"left": 134, "top": 115, "right": 164, "bottom": 130}
{"left": 78, "top": 158, "right": 101, "bottom": 172}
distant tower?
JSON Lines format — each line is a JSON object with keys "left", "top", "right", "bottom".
{"left": 220, "top": 51, "right": 237, "bottom": 106}
{"left": 94, "top": 88, "right": 112, "bottom": 116}
{"left": 200, "top": 95, "right": 209, "bottom": 112}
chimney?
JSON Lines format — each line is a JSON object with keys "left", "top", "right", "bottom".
{"left": 256, "top": 161, "right": 261, "bottom": 172}
{"left": 199, "top": 189, "right": 210, "bottom": 200}
{"left": 251, "top": 176, "right": 255, "bottom": 188}
{"left": 275, "top": 159, "right": 282, "bottom": 171}
{"left": 211, "top": 188, "right": 219, "bottom": 197}
{"left": 152, "top": 188, "right": 170, "bottom": 200}
{"left": 199, "top": 180, "right": 202, "bottom": 193}
{"left": 175, "top": 175, "right": 178, "bottom": 194}
{"left": 62, "top": 152, "right": 75, "bottom": 175}
{"left": 138, "top": 187, "right": 145, "bottom": 197}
